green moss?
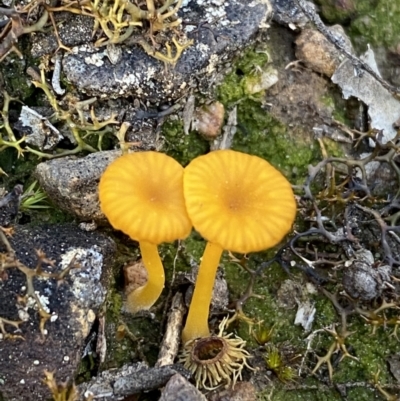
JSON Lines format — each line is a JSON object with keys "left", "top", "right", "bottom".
{"left": 323, "top": 138, "right": 346, "bottom": 158}
{"left": 159, "top": 232, "right": 207, "bottom": 283}
{"left": 345, "top": 387, "right": 379, "bottom": 401}
{"left": 218, "top": 71, "right": 246, "bottom": 105}
{"left": 230, "top": 99, "right": 320, "bottom": 185}
{"left": 261, "top": 383, "right": 382, "bottom": 401}
{"left": 0, "top": 56, "right": 35, "bottom": 101}
{"left": 348, "top": 1, "right": 400, "bottom": 50}
{"left": 162, "top": 119, "right": 208, "bottom": 166}
{"left": 312, "top": 297, "right": 337, "bottom": 328}
{"left": 259, "top": 386, "right": 342, "bottom": 401}
{"left": 217, "top": 48, "right": 270, "bottom": 105}
{"left": 102, "top": 282, "right": 161, "bottom": 368}
{"left": 220, "top": 252, "right": 301, "bottom": 345}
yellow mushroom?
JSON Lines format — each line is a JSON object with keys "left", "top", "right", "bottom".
{"left": 99, "top": 151, "right": 191, "bottom": 312}
{"left": 182, "top": 149, "right": 297, "bottom": 342}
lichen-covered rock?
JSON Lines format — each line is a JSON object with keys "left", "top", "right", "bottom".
{"left": 62, "top": 0, "right": 270, "bottom": 100}
{"left": 342, "top": 249, "right": 391, "bottom": 301}
{"left": 209, "top": 381, "right": 257, "bottom": 401}
{"left": 0, "top": 185, "right": 22, "bottom": 227}
{"left": 271, "top": 0, "right": 312, "bottom": 27}
{"left": 77, "top": 363, "right": 191, "bottom": 400}
{"left": 332, "top": 46, "right": 400, "bottom": 144}
{"left": 160, "top": 374, "right": 206, "bottom": 401}
{"left": 0, "top": 223, "right": 116, "bottom": 401}
{"left": 31, "top": 13, "right": 94, "bottom": 58}
{"left": 35, "top": 150, "right": 121, "bottom": 221}
{"left": 17, "top": 106, "right": 63, "bottom": 151}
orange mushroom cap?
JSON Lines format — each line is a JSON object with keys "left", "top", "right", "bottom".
{"left": 183, "top": 149, "right": 296, "bottom": 253}
{"left": 99, "top": 151, "right": 191, "bottom": 243}
{"left": 182, "top": 149, "right": 296, "bottom": 342}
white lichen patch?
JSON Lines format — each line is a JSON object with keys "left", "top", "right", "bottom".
{"left": 115, "top": 71, "right": 140, "bottom": 92}
{"left": 145, "top": 66, "right": 157, "bottom": 81}
{"left": 60, "top": 246, "right": 106, "bottom": 309}
{"left": 84, "top": 52, "right": 105, "bottom": 67}
{"left": 196, "top": 0, "right": 228, "bottom": 25}
{"left": 25, "top": 291, "right": 51, "bottom": 314}
{"left": 196, "top": 43, "right": 210, "bottom": 56}
{"left": 250, "top": 0, "right": 272, "bottom": 28}
{"left": 294, "top": 300, "right": 316, "bottom": 332}
{"left": 19, "top": 106, "right": 63, "bottom": 151}
{"left": 206, "top": 54, "right": 219, "bottom": 74}
{"left": 18, "top": 309, "right": 30, "bottom": 322}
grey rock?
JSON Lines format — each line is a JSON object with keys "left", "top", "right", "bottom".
{"left": 343, "top": 249, "right": 392, "bottom": 301}
{"left": 271, "top": 0, "right": 313, "bottom": 27}
{"left": 31, "top": 13, "right": 94, "bottom": 58}
{"left": 388, "top": 354, "right": 400, "bottom": 383}
{"left": 78, "top": 363, "right": 149, "bottom": 400}
{"left": 77, "top": 364, "right": 192, "bottom": 400}
{"left": 209, "top": 381, "right": 257, "bottom": 401}
{"left": 62, "top": 0, "right": 269, "bottom": 99}
{"left": 114, "top": 364, "right": 190, "bottom": 396}
{"left": 0, "top": 184, "right": 23, "bottom": 227}
{"left": 160, "top": 374, "right": 206, "bottom": 401}
{"left": 0, "top": 223, "right": 115, "bottom": 401}
{"left": 18, "top": 106, "right": 63, "bottom": 151}
{"left": 35, "top": 150, "right": 121, "bottom": 221}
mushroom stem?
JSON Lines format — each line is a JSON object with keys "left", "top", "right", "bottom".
{"left": 182, "top": 242, "right": 223, "bottom": 343}
{"left": 126, "top": 241, "right": 165, "bottom": 313}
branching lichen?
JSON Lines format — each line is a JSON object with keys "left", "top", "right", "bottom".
{"left": 0, "top": 68, "right": 120, "bottom": 159}
{"left": 0, "top": 0, "right": 192, "bottom": 64}
{"left": 0, "top": 6, "right": 49, "bottom": 61}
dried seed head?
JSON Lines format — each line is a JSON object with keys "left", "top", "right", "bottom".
{"left": 179, "top": 317, "right": 252, "bottom": 390}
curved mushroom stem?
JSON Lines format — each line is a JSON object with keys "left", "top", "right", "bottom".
{"left": 125, "top": 241, "right": 165, "bottom": 313}
{"left": 182, "top": 241, "right": 223, "bottom": 343}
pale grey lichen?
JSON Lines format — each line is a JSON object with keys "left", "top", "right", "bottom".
{"left": 61, "top": 246, "right": 106, "bottom": 309}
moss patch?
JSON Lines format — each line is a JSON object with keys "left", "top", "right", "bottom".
{"left": 217, "top": 49, "right": 270, "bottom": 106}
{"left": 162, "top": 119, "right": 209, "bottom": 167}
{"left": 229, "top": 99, "right": 320, "bottom": 185}
{"left": 348, "top": 1, "right": 400, "bottom": 50}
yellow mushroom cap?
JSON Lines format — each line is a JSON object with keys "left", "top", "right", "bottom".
{"left": 183, "top": 150, "right": 296, "bottom": 253}
{"left": 99, "top": 151, "right": 192, "bottom": 244}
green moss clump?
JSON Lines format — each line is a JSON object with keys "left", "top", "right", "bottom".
{"left": 322, "top": 138, "right": 346, "bottom": 158}
{"left": 0, "top": 56, "right": 35, "bottom": 101}
{"left": 259, "top": 387, "right": 342, "bottom": 401}
{"left": 162, "top": 119, "right": 208, "bottom": 166}
{"left": 217, "top": 49, "right": 270, "bottom": 105}
{"left": 159, "top": 232, "right": 208, "bottom": 283}
{"left": 348, "top": 1, "right": 400, "bottom": 49}
{"left": 230, "top": 99, "right": 320, "bottom": 185}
